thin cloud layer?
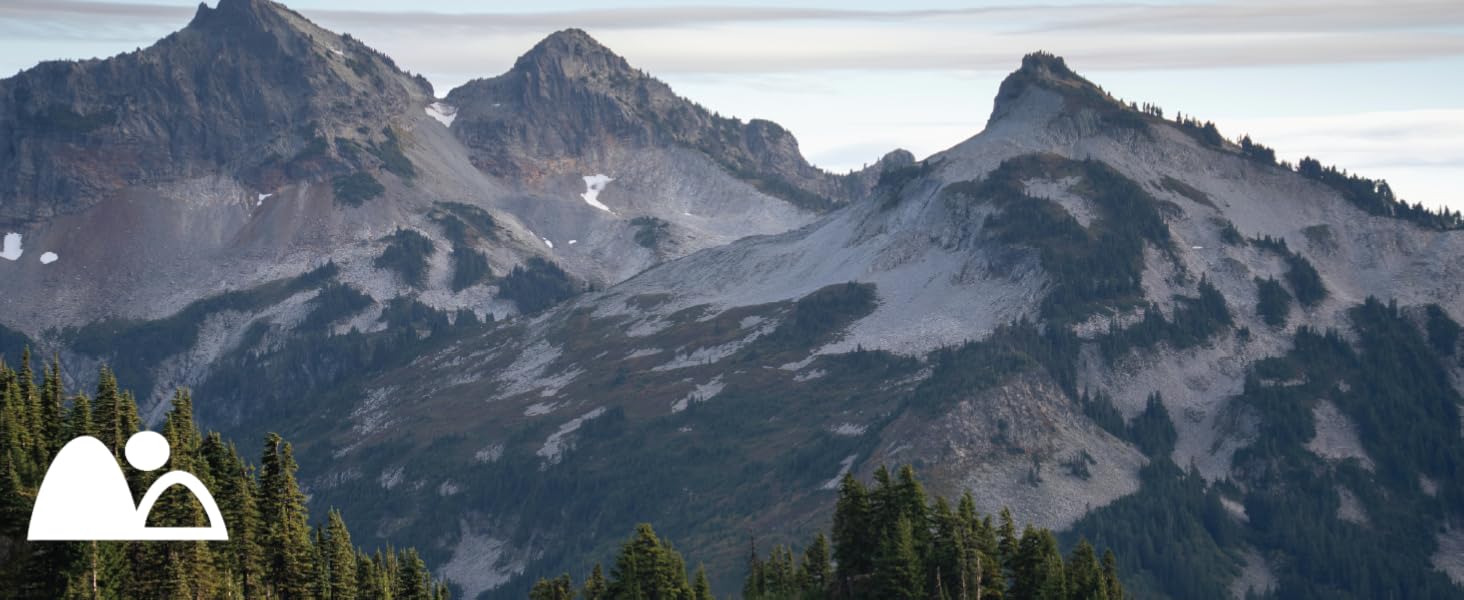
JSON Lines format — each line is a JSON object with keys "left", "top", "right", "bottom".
{"left": 3, "top": 1, "right": 1463, "bottom": 74}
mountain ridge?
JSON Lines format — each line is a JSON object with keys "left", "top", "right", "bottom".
{"left": 1, "top": 4, "right": 1462, "bottom": 599}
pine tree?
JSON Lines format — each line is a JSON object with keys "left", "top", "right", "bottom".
{"left": 396, "top": 548, "right": 431, "bottom": 599}
{"left": 1010, "top": 528, "right": 1066, "bottom": 600}
{"left": 39, "top": 358, "right": 64, "bottom": 457}
{"left": 582, "top": 563, "right": 609, "bottom": 600}
{"left": 90, "top": 367, "right": 133, "bottom": 456}
{"left": 833, "top": 473, "right": 874, "bottom": 586}
{"left": 608, "top": 523, "right": 693, "bottom": 599}
{"left": 529, "top": 574, "right": 575, "bottom": 600}
{"left": 1100, "top": 551, "right": 1123, "bottom": 600}
{"left": 1065, "top": 540, "right": 1106, "bottom": 600}
{"left": 64, "top": 392, "right": 93, "bottom": 441}
{"left": 202, "top": 432, "right": 265, "bottom": 598}
{"left": 799, "top": 533, "right": 831, "bottom": 599}
{"left": 997, "top": 509, "right": 1018, "bottom": 583}
{"left": 136, "top": 389, "right": 218, "bottom": 599}
{"left": 260, "top": 433, "right": 316, "bottom": 599}
{"left": 871, "top": 516, "right": 922, "bottom": 600}
{"left": 325, "top": 509, "right": 359, "bottom": 600}
{"left": 693, "top": 564, "right": 714, "bottom": 600}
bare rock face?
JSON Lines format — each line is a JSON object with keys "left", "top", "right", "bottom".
{"left": 445, "top": 29, "right": 867, "bottom": 212}
{"left": 0, "top": 0, "right": 431, "bottom": 224}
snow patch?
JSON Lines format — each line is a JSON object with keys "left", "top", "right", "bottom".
{"left": 379, "top": 466, "right": 404, "bottom": 490}
{"left": 1434, "top": 526, "right": 1464, "bottom": 586}
{"left": 474, "top": 444, "right": 504, "bottom": 464}
{"left": 537, "top": 407, "right": 607, "bottom": 465}
{"left": 438, "top": 480, "right": 461, "bottom": 496}
{"left": 670, "top": 376, "right": 724, "bottom": 413}
{"left": 580, "top": 174, "right": 615, "bottom": 213}
{"left": 327, "top": 46, "right": 345, "bottom": 56}
{"left": 524, "top": 401, "right": 559, "bottom": 416}
{"left": 257, "top": 192, "right": 272, "bottom": 206}
{"left": 821, "top": 454, "right": 858, "bottom": 490}
{"left": 830, "top": 423, "right": 867, "bottom": 437}
{"left": 568, "top": 239, "right": 578, "bottom": 245}
{"left": 543, "top": 238, "right": 554, "bottom": 249}
{"left": 441, "top": 523, "right": 525, "bottom": 599}
{"left": 426, "top": 101, "right": 458, "bottom": 127}
{"left": 1, "top": 233, "right": 21, "bottom": 261}
{"left": 39, "top": 252, "right": 58, "bottom": 265}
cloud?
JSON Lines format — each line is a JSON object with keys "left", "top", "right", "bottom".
{"left": 4, "top": 1, "right": 1464, "bottom": 75}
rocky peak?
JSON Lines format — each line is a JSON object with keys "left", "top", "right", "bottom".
{"left": 0, "top": 0, "right": 429, "bottom": 223}
{"left": 988, "top": 51, "right": 1126, "bottom": 126}
{"left": 512, "top": 28, "right": 639, "bottom": 86}
{"left": 446, "top": 30, "right": 867, "bottom": 211}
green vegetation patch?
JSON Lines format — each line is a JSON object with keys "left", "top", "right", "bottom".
{"left": 374, "top": 228, "right": 434, "bottom": 287}
{"left": 1255, "top": 276, "right": 1292, "bottom": 327}
{"left": 631, "top": 216, "right": 670, "bottom": 249}
{"left": 497, "top": 257, "right": 579, "bottom": 314}
{"left": 954, "top": 154, "right": 1174, "bottom": 324}
{"left": 67, "top": 262, "right": 339, "bottom": 400}
{"left": 332, "top": 171, "right": 385, "bottom": 206}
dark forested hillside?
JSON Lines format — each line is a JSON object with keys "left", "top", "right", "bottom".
{"left": 0, "top": 356, "right": 450, "bottom": 599}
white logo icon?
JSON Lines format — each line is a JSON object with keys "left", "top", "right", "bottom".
{"left": 27, "top": 432, "right": 229, "bottom": 541}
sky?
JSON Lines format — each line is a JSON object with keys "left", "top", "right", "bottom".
{"left": 1, "top": 0, "right": 1461, "bottom": 212}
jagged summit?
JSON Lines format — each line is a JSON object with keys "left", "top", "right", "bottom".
{"left": 512, "top": 28, "right": 639, "bottom": 83}
{"left": 988, "top": 51, "right": 1125, "bottom": 126}
{"left": 187, "top": 0, "right": 294, "bottom": 33}
{"left": 445, "top": 29, "right": 862, "bottom": 211}
{"left": 0, "top": 0, "right": 429, "bottom": 223}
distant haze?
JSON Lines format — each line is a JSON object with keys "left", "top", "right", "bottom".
{"left": 2, "top": 0, "right": 1460, "bottom": 211}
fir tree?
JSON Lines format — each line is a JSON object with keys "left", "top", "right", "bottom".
{"left": 326, "top": 509, "right": 359, "bottom": 600}
{"left": 799, "top": 533, "right": 831, "bottom": 599}
{"left": 583, "top": 563, "right": 609, "bottom": 600}
{"left": 259, "top": 433, "right": 315, "bottom": 599}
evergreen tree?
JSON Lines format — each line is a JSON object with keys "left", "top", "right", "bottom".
{"left": 396, "top": 548, "right": 432, "bottom": 600}
{"left": 64, "top": 392, "right": 93, "bottom": 441}
{"left": 799, "top": 533, "right": 831, "bottom": 599}
{"left": 260, "top": 433, "right": 316, "bottom": 599}
{"left": 1065, "top": 540, "right": 1106, "bottom": 600}
{"left": 583, "top": 563, "right": 609, "bottom": 600}
{"left": 872, "top": 516, "right": 922, "bottom": 600}
{"left": 607, "top": 523, "right": 693, "bottom": 600}
{"left": 832, "top": 473, "right": 874, "bottom": 586}
{"left": 693, "top": 564, "right": 714, "bottom": 600}
{"left": 1100, "top": 551, "right": 1123, "bottom": 600}
{"left": 90, "top": 367, "right": 136, "bottom": 457}
{"left": 326, "top": 509, "right": 359, "bottom": 600}
{"left": 529, "top": 574, "right": 575, "bottom": 600}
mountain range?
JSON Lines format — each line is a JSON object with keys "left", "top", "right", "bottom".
{"left": 2, "top": 1, "right": 1462, "bottom": 598}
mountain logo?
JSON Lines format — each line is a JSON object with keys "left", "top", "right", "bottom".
{"left": 27, "top": 431, "right": 229, "bottom": 541}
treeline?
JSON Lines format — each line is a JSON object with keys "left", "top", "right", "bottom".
{"left": 529, "top": 466, "right": 1126, "bottom": 600}
{"left": 761, "top": 465, "right": 1124, "bottom": 599}
{"left": 0, "top": 356, "right": 450, "bottom": 599}
{"left": 1169, "top": 108, "right": 1461, "bottom": 231}
{"left": 528, "top": 524, "right": 713, "bottom": 600}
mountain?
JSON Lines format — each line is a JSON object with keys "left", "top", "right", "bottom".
{"left": 3, "top": 4, "right": 1464, "bottom": 600}
{"left": 0, "top": 3, "right": 860, "bottom": 420}
{"left": 0, "top": 0, "right": 430, "bottom": 223}
{"left": 221, "top": 51, "right": 1464, "bottom": 599}
{"left": 440, "top": 28, "right": 903, "bottom": 284}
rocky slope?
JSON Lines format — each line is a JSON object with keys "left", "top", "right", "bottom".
{"left": 438, "top": 29, "right": 905, "bottom": 284}
{"left": 249, "top": 54, "right": 1464, "bottom": 598}
{"left": 2, "top": 5, "right": 1462, "bottom": 599}
{"left": 0, "top": 2, "right": 861, "bottom": 418}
